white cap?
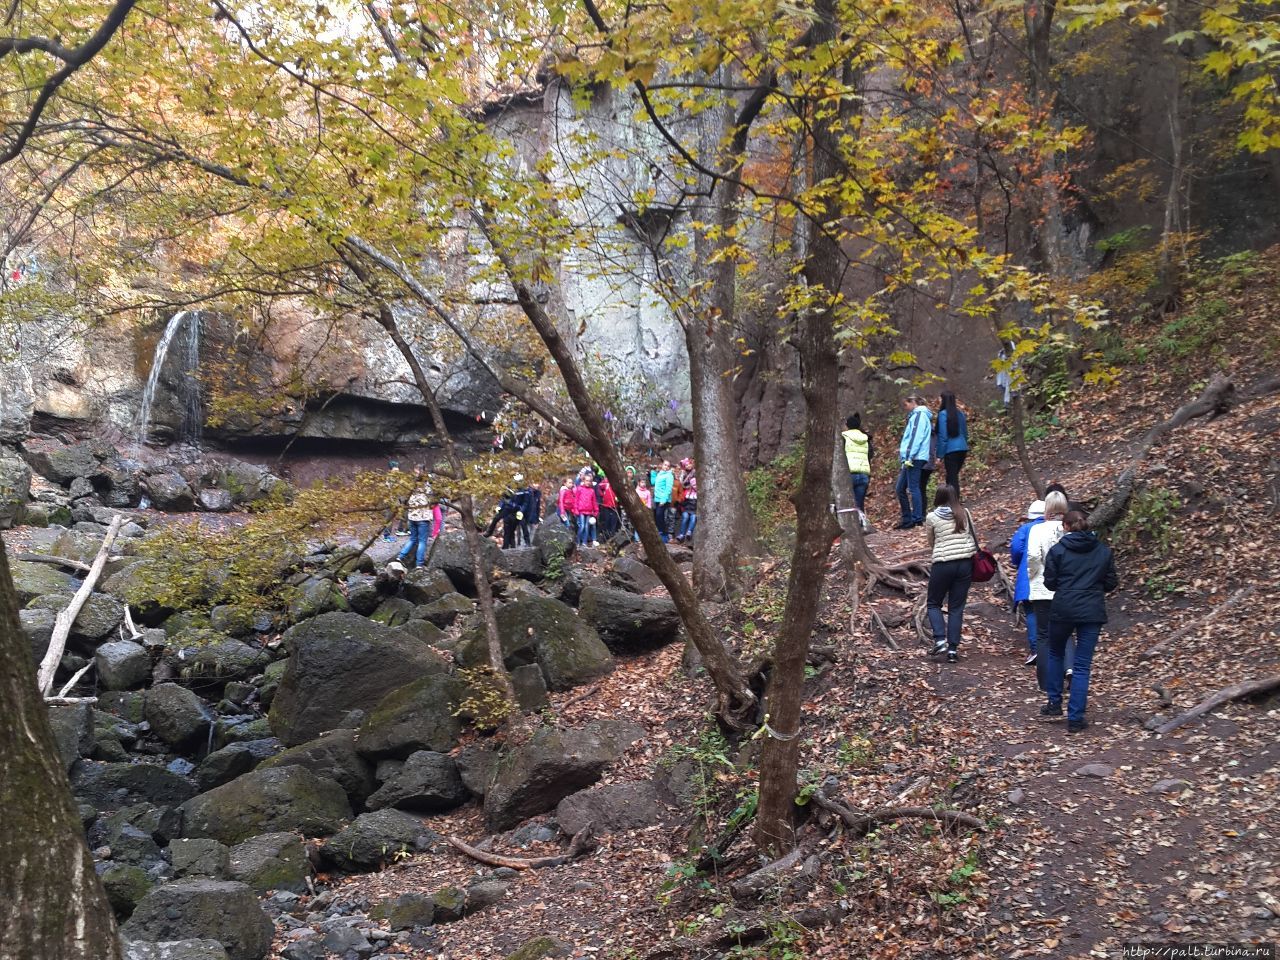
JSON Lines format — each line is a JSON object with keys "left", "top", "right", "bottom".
{"left": 514, "top": 474, "right": 524, "bottom": 483}
{"left": 1027, "top": 499, "right": 1045, "bottom": 519}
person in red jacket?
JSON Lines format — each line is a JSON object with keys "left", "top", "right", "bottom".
{"left": 573, "top": 478, "right": 600, "bottom": 546}
{"left": 557, "top": 476, "right": 576, "bottom": 529}
{"left": 598, "top": 477, "right": 619, "bottom": 539}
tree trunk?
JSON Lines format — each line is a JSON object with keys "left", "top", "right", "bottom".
{"left": 0, "top": 543, "right": 122, "bottom": 960}
{"left": 753, "top": 0, "right": 843, "bottom": 853}
{"left": 1009, "top": 392, "right": 1047, "bottom": 499}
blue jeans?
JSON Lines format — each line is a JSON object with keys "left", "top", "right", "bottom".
{"left": 895, "top": 462, "right": 925, "bottom": 524}
{"left": 1046, "top": 621, "right": 1102, "bottom": 724}
{"left": 397, "top": 519, "right": 432, "bottom": 567}
{"left": 678, "top": 508, "right": 697, "bottom": 539}
{"left": 850, "top": 473, "right": 869, "bottom": 511}
{"left": 1023, "top": 602, "right": 1037, "bottom": 653}
{"left": 576, "top": 514, "right": 595, "bottom": 545}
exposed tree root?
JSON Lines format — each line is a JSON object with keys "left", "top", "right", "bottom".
{"left": 869, "top": 608, "right": 899, "bottom": 651}
{"left": 446, "top": 824, "right": 597, "bottom": 871}
{"left": 810, "top": 789, "right": 985, "bottom": 836}
{"left": 1150, "top": 675, "right": 1280, "bottom": 735}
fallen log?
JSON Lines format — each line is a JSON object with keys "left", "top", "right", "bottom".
{"left": 36, "top": 515, "right": 125, "bottom": 696}
{"left": 1140, "top": 586, "right": 1256, "bottom": 660}
{"left": 447, "top": 824, "right": 596, "bottom": 871}
{"left": 1153, "top": 675, "right": 1280, "bottom": 736}
{"left": 15, "top": 552, "right": 93, "bottom": 573}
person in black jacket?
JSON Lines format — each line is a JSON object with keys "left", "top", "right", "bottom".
{"left": 1040, "top": 510, "right": 1119, "bottom": 733}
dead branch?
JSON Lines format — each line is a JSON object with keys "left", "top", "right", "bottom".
{"left": 728, "top": 845, "right": 808, "bottom": 900}
{"left": 810, "top": 790, "right": 985, "bottom": 836}
{"left": 15, "top": 552, "right": 93, "bottom": 573}
{"left": 1151, "top": 674, "right": 1280, "bottom": 736}
{"left": 44, "top": 696, "right": 97, "bottom": 706}
{"left": 446, "top": 824, "right": 597, "bottom": 871}
{"left": 913, "top": 592, "right": 931, "bottom": 647}
{"left": 53, "top": 661, "right": 94, "bottom": 699}
{"left": 1140, "top": 586, "right": 1256, "bottom": 660}
{"left": 36, "top": 515, "right": 124, "bottom": 696}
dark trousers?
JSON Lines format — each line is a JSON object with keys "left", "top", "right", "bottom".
{"left": 501, "top": 515, "right": 519, "bottom": 549}
{"left": 943, "top": 450, "right": 967, "bottom": 496}
{"left": 927, "top": 557, "right": 972, "bottom": 650}
{"left": 600, "top": 507, "right": 619, "bottom": 538}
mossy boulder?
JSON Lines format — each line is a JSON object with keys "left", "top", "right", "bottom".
{"left": 370, "top": 892, "right": 434, "bottom": 930}
{"left": 101, "top": 863, "right": 154, "bottom": 920}
{"left": 179, "top": 766, "right": 351, "bottom": 845}
{"left": 354, "top": 674, "right": 463, "bottom": 760}
{"left": 455, "top": 597, "right": 614, "bottom": 692}
{"left": 287, "top": 576, "right": 347, "bottom": 622}
{"left": 10, "top": 559, "right": 74, "bottom": 604}
{"left": 227, "top": 832, "right": 310, "bottom": 894}
{"left": 370, "top": 597, "right": 414, "bottom": 627}
{"left": 167, "top": 631, "right": 270, "bottom": 684}
{"left": 578, "top": 585, "right": 680, "bottom": 651}
{"left": 400, "top": 567, "right": 454, "bottom": 605}
{"left": 267, "top": 612, "right": 449, "bottom": 747}
{"left": 319, "top": 809, "right": 439, "bottom": 873}
{"left": 412, "top": 592, "right": 474, "bottom": 628}
{"left": 258, "top": 729, "right": 376, "bottom": 809}
{"left": 144, "top": 683, "right": 214, "bottom": 752}
{"left": 121, "top": 880, "right": 273, "bottom": 960}
{"left": 27, "top": 590, "right": 125, "bottom": 648}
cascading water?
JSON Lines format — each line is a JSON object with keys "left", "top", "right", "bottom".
{"left": 135, "top": 310, "right": 203, "bottom": 448}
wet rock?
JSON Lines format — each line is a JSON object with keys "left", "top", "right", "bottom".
{"left": 267, "top": 612, "right": 449, "bottom": 747}
{"left": 122, "top": 879, "right": 274, "bottom": 960}
{"left": 96, "top": 640, "right": 153, "bottom": 691}
{"left": 366, "top": 750, "right": 468, "bottom": 813}
{"left": 320, "top": 809, "right": 440, "bottom": 873}
{"left": 353, "top": 674, "right": 463, "bottom": 761}
{"left": 484, "top": 720, "right": 643, "bottom": 832}
{"left": 179, "top": 766, "right": 351, "bottom": 844}
{"left": 228, "top": 832, "right": 310, "bottom": 894}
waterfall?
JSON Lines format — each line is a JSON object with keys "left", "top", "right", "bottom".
{"left": 136, "top": 310, "right": 202, "bottom": 447}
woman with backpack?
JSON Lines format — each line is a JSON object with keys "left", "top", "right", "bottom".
{"left": 923, "top": 484, "right": 977, "bottom": 663}
{"left": 1041, "top": 511, "right": 1119, "bottom": 733}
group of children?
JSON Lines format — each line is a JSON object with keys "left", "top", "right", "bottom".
{"left": 558, "top": 457, "right": 698, "bottom": 546}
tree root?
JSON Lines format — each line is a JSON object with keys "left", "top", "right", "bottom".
{"left": 446, "top": 824, "right": 597, "bottom": 871}
{"left": 1149, "top": 674, "right": 1280, "bottom": 735}
{"left": 869, "top": 608, "right": 899, "bottom": 651}
{"left": 810, "top": 789, "right": 985, "bottom": 836}
{"left": 1140, "top": 586, "right": 1256, "bottom": 660}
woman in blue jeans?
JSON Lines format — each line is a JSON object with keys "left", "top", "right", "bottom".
{"left": 1040, "top": 511, "right": 1119, "bottom": 734}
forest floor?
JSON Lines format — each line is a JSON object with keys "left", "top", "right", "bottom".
{"left": 293, "top": 263, "right": 1280, "bottom": 960}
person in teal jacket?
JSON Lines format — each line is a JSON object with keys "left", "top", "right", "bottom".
{"left": 652, "top": 459, "right": 675, "bottom": 543}
{"left": 935, "top": 391, "right": 970, "bottom": 496}
{"left": 896, "top": 395, "right": 932, "bottom": 528}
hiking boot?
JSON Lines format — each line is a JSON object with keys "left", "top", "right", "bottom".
{"left": 946, "top": 650, "right": 958, "bottom": 663}
{"left": 931, "top": 639, "right": 947, "bottom": 655}
{"left": 1024, "top": 652, "right": 1038, "bottom": 667}
{"left": 1038, "top": 703, "right": 1063, "bottom": 719}
{"left": 1067, "top": 719, "right": 1089, "bottom": 734}
{"left": 894, "top": 521, "right": 913, "bottom": 530}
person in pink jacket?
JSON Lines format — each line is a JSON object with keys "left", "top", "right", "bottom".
{"left": 573, "top": 478, "right": 600, "bottom": 546}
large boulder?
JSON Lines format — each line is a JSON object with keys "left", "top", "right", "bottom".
{"left": 578, "top": 586, "right": 680, "bottom": 651}
{"left": 353, "top": 674, "right": 463, "bottom": 760}
{"left": 343, "top": 573, "right": 381, "bottom": 615}
{"left": 103, "top": 560, "right": 172, "bottom": 626}
{"left": 532, "top": 521, "right": 575, "bottom": 568}
{"left": 10, "top": 559, "right": 74, "bottom": 604}
{"left": 121, "top": 880, "right": 274, "bottom": 960}
{"left": 168, "top": 632, "right": 269, "bottom": 684}
{"left": 96, "top": 640, "right": 152, "bottom": 691}
{"left": 20, "top": 438, "right": 100, "bottom": 484}
{"left": 27, "top": 590, "right": 125, "bottom": 648}
{"left": 267, "top": 612, "right": 449, "bottom": 747}
{"left": 144, "top": 683, "right": 214, "bottom": 752}
{"left": 0, "top": 455, "right": 32, "bottom": 528}
{"left": 400, "top": 567, "right": 454, "bottom": 605}
{"left": 413, "top": 592, "right": 473, "bottom": 628}
{"left": 319, "top": 809, "right": 440, "bottom": 873}
{"left": 366, "top": 751, "right": 468, "bottom": 812}
{"left": 497, "top": 546, "right": 542, "bottom": 581}
{"left": 46, "top": 701, "right": 94, "bottom": 773}
{"left": 455, "top": 597, "right": 614, "bottom": 692}
{"left": 170, "top": 839, "right": 231, "bottom": 879}
{"left": 194, "top": 740, "right": 282, "bottom": 793}
{"left": 426, "top": 531, "right": 499, "bottom": 595}
{"left": 610, "top": 557, "right": 663, "bottom": 595}
{"left": 218, "top": 461, "right": 283, "bottom": 505}
{"left": 287, "top": 576, "right": 347, "bottom": 622}
{"left": 179, "top": 766, "right": 351, "bottom": 844}
{"left": 258, "top": 729, "right": 376, "bottom": 809}
{"left": 483, "top": 721, "right": 643, "bottom": 832}
{"left": 21, "top": 606, "right": 55, "bottom": 661}
{"left": 71, "top": 761, "right": 197, "bottom": 811}
{"left": 555, "top": 779, "right": 671, "bottom": 836}
{"left": 227, "top": 832, "right": 311, "bottom": 894}
{"left": 146, "top": 471, "right": 196, "bottom": 512}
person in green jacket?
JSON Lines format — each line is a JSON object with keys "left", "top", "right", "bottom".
{"left": 842, "top": 414, "right": 874, "bottom": 530}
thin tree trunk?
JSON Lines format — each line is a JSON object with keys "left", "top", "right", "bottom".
{"left": 0, "top": 544, "right": 122, "bottom": 960}
{"left": 754, "top": 0, "right": 844, "bottom": 853}
{"left": 1009, "top": 392, "right": 1047, "bottom": 498}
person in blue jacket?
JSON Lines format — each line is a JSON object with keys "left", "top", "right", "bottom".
{"left": 895, "top": 394, "right": 933, "bottom": 529}
{"left": 935, "top": 391, "right": 970, "bottom": 496}
{"left": 1009, "top": 498, "right": 1045, "bottom": 666}
{"left": 652, "top": 459, "right": 675, "bottom": 543}
{"left": 1040, "top": 510, "right": 1119, "bottom": 734}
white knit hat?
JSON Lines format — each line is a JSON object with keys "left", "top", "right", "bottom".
{"left": 1027, "top": 499, "right": 1045, "bottom": 519}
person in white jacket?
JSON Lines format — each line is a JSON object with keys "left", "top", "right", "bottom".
{"left": 1027, "top": 491, "right": 1072, "bottom": 694}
